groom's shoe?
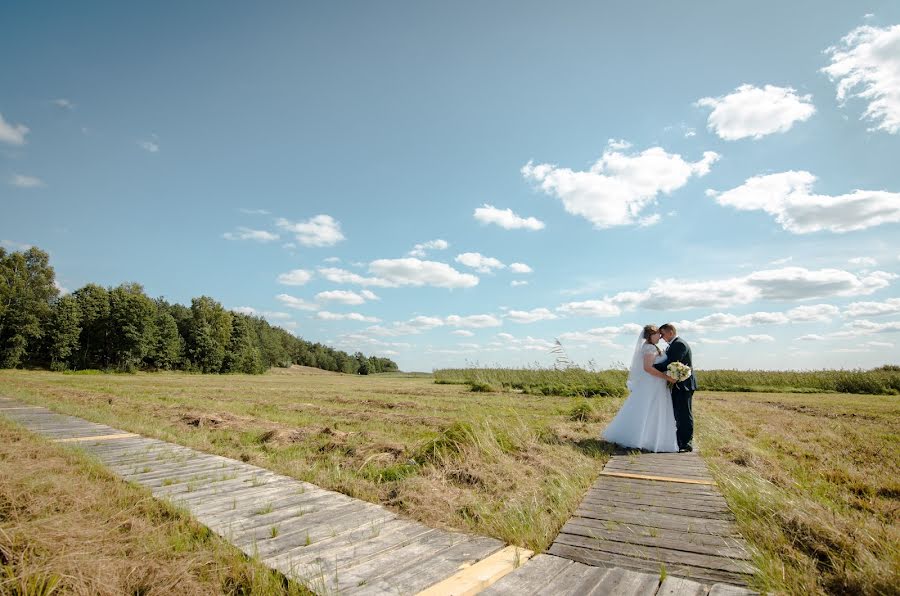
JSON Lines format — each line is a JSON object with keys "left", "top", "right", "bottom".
{"left": 678, "top": 445, "right": 693, "bottom": 453}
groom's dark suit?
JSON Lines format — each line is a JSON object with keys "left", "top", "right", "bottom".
{"left": 654, "top": 336, "right": 696, "bottom": 450}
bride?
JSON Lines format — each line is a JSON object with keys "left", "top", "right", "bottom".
{"left": 601, "top": 324, "right": 679, "bottom": 453}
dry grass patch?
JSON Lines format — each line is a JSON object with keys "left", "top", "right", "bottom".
{"left": 697, "top": 392, "right": 899, "bottom": 595}
{"left": 0, "top": 370, "right": 614, "bottom": 552}
{"left": 0, "top": 419, "right": 310, "bottom": 595}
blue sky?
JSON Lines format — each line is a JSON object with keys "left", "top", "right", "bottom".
{"left": 3, "top": 2, "right": 899, "bottom": 371}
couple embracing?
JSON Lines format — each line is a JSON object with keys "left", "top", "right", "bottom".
{"left": 602, "top": 324, "right": 696, "bottom": 453}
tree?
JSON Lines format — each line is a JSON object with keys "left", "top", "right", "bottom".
{"left": 45, "top": 294, "right": 82, "bottom": 370}
{"left": 108, "top": 283, "right": 156, "bottom": 371}
{"left": 222, "top": 314, "right": 264, "bottom": 374}
{"left": 73, "top": 284, "right": 111, "bottom": 369}
{"left": 146, "top": 299, "right": 182, "bottom": 370}
{"left": 186, "top": 296, "right": 232, "bottom": 373}
{"left": 0, "top": 247, "right": 57, "bottom": 368}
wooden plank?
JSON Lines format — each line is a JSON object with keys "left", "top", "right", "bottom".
{"left": 600, "top": 471, "right": 716, "bottom": 485}
{"left": 579, "top": 495, "right": 735, "bottom": 521}
{"left": 585, "top": 485, "right": 729, "bottom": 507}
{"left": 582, "top": 488, "right": 730, "bottom": 512}
{"left": 603, "top": 464, "right": 714, "bottom": 481}
{"left": 588, "top": 477, "right": 722, "bottom": 498}
{"left": 554, "top": 532, "right": 752, "bottom": 575}
{"left": 479, "top": 554, "right": 575, "bottom": 595}
{"left": 536, "top": 560, "right": 608, "bottom": 595}
{"left": 573, "top": 507, "right": 741, "bottom": 538}
{"left": 416, "top": 545, "right": 533, "bottom": 596}
{"left": 547, "top": 543, "right": 747, "bottom": 586}
{"left": 585, "top": 566, "right": 660, "bottom": 595}
{"left": 560, "top": 520, "right": 751, "bottom": 560}
{"left": 708, "top": 583, "right": 759, "bottom": 595}
{"left": 607, "top": 456, "right": 711, "bottom": 472}
{"left": 658, "top": 576, "right": 710, "bottom": 596}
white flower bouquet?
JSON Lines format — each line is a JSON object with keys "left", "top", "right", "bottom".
{"left": 666, "top": 362, "right": 692, "bottom": 383}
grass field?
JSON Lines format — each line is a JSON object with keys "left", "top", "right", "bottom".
{"left": 0, "top": 367, "right": 897, "bottom": 594}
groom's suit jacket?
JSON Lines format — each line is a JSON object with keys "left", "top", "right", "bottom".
{"left": 653, "top": 336, "right": 697, "bottom": 391}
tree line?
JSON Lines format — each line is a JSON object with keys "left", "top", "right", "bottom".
{"left": 0, "top": 246, "right": 398, "bottom": 375}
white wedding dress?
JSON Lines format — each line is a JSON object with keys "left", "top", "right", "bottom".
{"left": 601, "top": 342, "right": 678, "bottom": 453}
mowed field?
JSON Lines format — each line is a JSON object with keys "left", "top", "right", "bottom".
{"left": 1, "top": 367, "right": 898, "bottom": 595}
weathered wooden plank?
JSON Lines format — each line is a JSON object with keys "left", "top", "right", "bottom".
{"left": 584, "top": 566, "right": 660, "bottom": 595}
{"left": 606, "top": 457, "right": 711, "bottom": 473}
{"left": 548, "top": 543, "right": 747, "bottom": 586}
{"left": 600, "top": 471, "right": 717, "bottom": 486}
{"left": 346, "top": 535, "right": 504, "bottom": 594}
{"left": 478, "top": 554, "right": 575, "bottom": 595}
{"left": 658, "top": 575, "right": 710, "bottom": 596}
{"left": 585, "top": 484, "right": 729, "bottom": 506}
{"left": 575, "top": 504, "right": 741, "bottom": 537}
{"left": 536, "top": 559, "right": 609, "bottom": 595}
{"left": 708, "top": 583, "right": 759, "bottom": 595}
{"left": 592, "top": 477, "right": 722, "bottom": 497}
{"left": 601, "top": 465, "right": 714, "bottom": 482}
{"left": 554, "top": 532, "right": 754, "bottom": 575}
{"left": 582, "top": 488, "right": 730, "bottom": 513}
{"left": 561, "top": 520, "right": 751, "bottom": 560}
{"left": 579, "top": 495, "right": 735, "bottom": 521}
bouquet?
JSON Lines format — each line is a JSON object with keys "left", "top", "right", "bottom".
{"left": 666, "top": 362, "right": 692, "bottom": 383}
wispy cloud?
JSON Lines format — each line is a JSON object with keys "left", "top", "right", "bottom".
{"left": 510, "top": 262, "right": 533, "bottom": 274}
{"left": 505, "top": 308, "right": 558, "bottom": 323}
{"left": 238, "top": 208, "right": 270, "bottom": 215}
{"left": 223, "top": 227, "right": 279, "bottom": 242}
{"left": 523, "top": 141, "right": 718, "bottom": 228}
{"left": 10, "top": 174, "right": 44, "bottom": 188}
{"left": 696, "top": 84, "right": 815, "bottom": 140}
{"left": 51, "top": 98, "right": 75, "bottom": 110}
{"left": 276, "top": 269, "right": 314, "bottom": 286}
{"left": 408, "top": 239, "right": 449, "bottom": 258}
{"left": 316, "top": 311, "right": 381, "bottom": 323}
{"left": 275, "top": 293, "right": 318, "bottom": 311}
{"left": 473, "top": 204, "right": 545, "bottom": 230}
{"left": 0, "top": 240, "right": 33, "bottom": 251}
{"left": 455, "top": 252, "right": 505, "bottom": 273}
{"left": 276, "top": 215, "right": 345, "bottom": 247}
{"left": 0, "top": 112, "right": 29, "bottom": 145}
{"left": 708, "top": 170, "right": 900, "bottom": 233}
{"left": 315, "top": 289, "right": 379, "bottom": 305}
{"left": 822, "top": 24, "right": 900, "bottom": 134}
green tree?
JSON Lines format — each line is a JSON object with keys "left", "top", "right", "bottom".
{"left": 147, "top": 299, "right": 182, "bottom": 370}
{"left": 108, "top": 283, "right": 156, "bottom": 371}
{"left": 0, "top": 247, "right": 57, "bottom": 368}
{"left": 187, "top": 296, "right": 232, "bottom": 373}
{"left": 73, "top": 284, "right": 111, "bottom": 369}
{"left": 45, "top": 294, "right": 82, "bottom": 370}
{"left": 223, "top": 314, "right": 264, "bottom": 373}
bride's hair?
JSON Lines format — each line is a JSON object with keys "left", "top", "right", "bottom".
{"left": 642, "top": 324, "right": 662, "bottom": 354}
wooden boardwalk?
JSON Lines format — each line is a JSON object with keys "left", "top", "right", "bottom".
{"left": 1, "top": 396, "right": 758, "bottom": 595}
{"left": 486, "top": 451, "right": 758, "bottom": 594}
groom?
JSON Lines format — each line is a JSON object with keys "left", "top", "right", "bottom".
{"left": 653, "top": 324, "right": 696, "bottom": 452}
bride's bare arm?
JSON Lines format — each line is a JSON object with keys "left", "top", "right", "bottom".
{"left": 644, "top": 352, "right": 676, "bottom": 382}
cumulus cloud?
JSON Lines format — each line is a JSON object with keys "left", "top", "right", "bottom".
{"left": 522, "top": 142, "right": 719, "bottom": 228}
{"left": 849, "top": 256, "right": 877, "bottom": 267}
{"left": 233, "top": 306, "right": 292, "bottom": 321}
{"left": 557, "top": 323, "right": 644, "bottom": 344}
{"left": 505, "top": 308, "right": 559, "bottom": 323}
{"left": 276, "top": 215, "right": 345, "bottom": 247}
{"left": 364, "top": 313, "right": 498, "bottom": 336}
{"left": 452, "top": 330, "right": 475, "bottom": 337}
{"left": 10, "top": 174, "right": 44, "bottom": 188}
{"left": 276, "top": 269, "right": 314, "bottom": 286}
{"left": 222, "top": 227, "right": 279, "bottom": 242}
{"left": 822, "top": 24, "right": 900, "bottom": 134}
{"left": 486, "top": 334, "right": 556, "bottom": 352}
{"left": 708, "top": 170, "right": 900, "bottom": 233}
{"left": 368, "top": 258, "right": 479, "bottom": 288}
{"left": 696, "top": 334, "right": 776, "bottom": 345}
{"left": 315, "top": 289, "right": 378, "bottom": 305}
{"left": 696, "top": 84, "right": 815, "bottom": 140}
{"left": 445, "top": 314, "right": 502, "bottom": 328}
{"left": 455, "top": 252, "right": 505, "bottom": 273}
{"left": 318, "top": 267, "right": 394, "bottom": 287}
{"left": 275, "top": 293, "right": 318, "bottom": 311}
{"left": 316, "top": 311, "right": 380, "bottom": 323}
{"left": 510, "top": 262, "right": 533, "bottom": 274}
{"left": 473, "top": 204, "right": 545, "bottom": 230}
{"left": 844, "top": 298, "right": 900, "bottom": 317}
{"left": 0, "top": 113, "right": 29, "bottom": 145}
{"left": 408, "top": 239, "right": 449, "bottom": 258}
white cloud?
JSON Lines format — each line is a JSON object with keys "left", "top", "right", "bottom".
{"left": 238, "top": 208, "right": 270, "bottom": 215}
{"left": 368, "top": 258, "right": 479, "bottom": 288}
{"left": 696, "top": 84, "right": 815, "bottom": 140}
{"left": 770, "top": 256, "right": 793, "bottom": 265}
{"left": 54, "top": 280, "right": 69, "bottom": 295}
{"left": 445, "top": 314, "right": 502, "bottom": 328}
{"left": 318, "top": 267, "right": 394, "bottom": 287}
{"left": 473, "top": 204, "right": 545, "bottom": 230}
{"left": 138, "top": 136, "right": 159, "bottom": 152}
{"left": 843, "top": 319, "right": 900, "bottom": 334}
{"left": 522, "top": 142, "right": 719, "bottom": 228}
{"left": 557, "top": 323, "right": 643, "bottom": 344}
{"left": 506, "top": 308, "right": 559, "bottom": 323}
{"left": 510, "top": 262, "right": 533, "bottom": 274}
{"left": 844, "top": 298, "right": 900, "bottom": 317}
{"left": 276, "top": 269, "right": 314, "bottom": 286}
{"left": 316, "top": 311, "right": 380, "bottom": 323}
{"left": 455, "top": 252, "right": 506, "bottom": 273}
{"left": 233, "top": 306, "right": 292, "bottom": 321}
{"left": 822, "top": 24, "right": 900, "bottom": 134}
{"left": 275, "top": 293, "right": 318, "bottom": 311}
{"left": 452, "top": 330, "right": 475, "bottom": 337}
{"left": 315, "top": 289, "right": 378, "bottom": 305}
{"left": 10, "top": 174, "right": 44, "bottom": 188}
{"left": 556, "top": 300, "right": 621, "bottom": 318}
{"left": 223, "top": 227, "right": 279, "bottom": 242}
{"left": 697, "top": 334, "right": 776, "bottom": 345}
{"left": 849, "top": 256, "right": 877, "bottom": 267}
{"left": 488, "top": 334, "right": 557, "bottom": 352}
{"left": 709, "top": 171, "right": 900, "bottom": 233}
{"left": 408, "top": 239, "right": 449, "bottom": 258}
{"left": 51, "top": 98, "right": 74, "bottom": 110}
{"left": 323, "top": 256, "right": 341, "bottom": 264}
{"left": 511, "top": 280, "right": 529, "bottom": 287}
{"left": 276, "top": 215, "right": 345, "bottom": 247}
{"left": 0, "top": 113, "right": 28, "bottom": 145}
{"left": 0, "top": 240, "right": 32, "bottom": 251}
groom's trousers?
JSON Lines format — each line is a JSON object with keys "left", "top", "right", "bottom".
{"left": 671, "top": 388, "right": 694, "bottom": 448}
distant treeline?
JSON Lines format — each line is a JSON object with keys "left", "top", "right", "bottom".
{"left": 433, "top": 365, "right": 900, "bottom": 396}
{"left": 0, "top": 246, "right": 398, "bottom": 375}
